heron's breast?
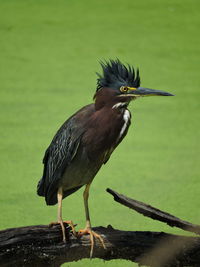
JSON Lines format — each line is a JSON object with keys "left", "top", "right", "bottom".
{"left": 59, "top": 146, "right": 102, "bottom": 190}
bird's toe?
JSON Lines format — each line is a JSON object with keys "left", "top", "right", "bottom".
{"left": 78, "top": 228, "right": 106, "bottom": 258}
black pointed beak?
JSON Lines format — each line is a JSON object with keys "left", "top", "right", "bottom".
{"left": 128, "top": 87, "right": 174, "bottom": 96}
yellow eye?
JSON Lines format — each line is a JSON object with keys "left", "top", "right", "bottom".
{"left": 120, "top": 86, "right": 128, "bottom": 93}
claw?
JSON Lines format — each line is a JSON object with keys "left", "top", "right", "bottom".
{"left": 49, "top": 220, "right": 77, "bottom": 242}
{"left": 63, "top": 220, "right": 77, "bottom": 236}
{"left": 78, "top": 228, "right": 106, "bottom": 258}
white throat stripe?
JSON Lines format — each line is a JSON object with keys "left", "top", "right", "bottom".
{"left": 112, "top": 102, "right": 127, "bottom": 109}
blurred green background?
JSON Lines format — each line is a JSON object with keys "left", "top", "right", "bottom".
{"left": 0, "top": 0, "right": 199, "bottom": 266}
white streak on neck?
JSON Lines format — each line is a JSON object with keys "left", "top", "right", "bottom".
{"left": 118, "top": 109, "right": 131, "bottom": 140}
{"left": 112, "top": 102, "right": 127, "bottom": 109}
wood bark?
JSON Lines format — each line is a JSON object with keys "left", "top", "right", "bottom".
{"left": 1, "top": 189, "right": 200, "bottom": 267}
{"left": 106, "top": 188, "right": 200, "bottom": 235}
{"left": 1, "top": 224, "right": 200, "bottom": 267}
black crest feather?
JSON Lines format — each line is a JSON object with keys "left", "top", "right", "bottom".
{"left": 96, "top": 59, "right": 140, "bottom": 91}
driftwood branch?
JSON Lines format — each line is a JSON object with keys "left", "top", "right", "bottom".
{"left": 106, "top": 188, "right": 200, "bottom": 235}
{"left": 1, "top": 189, "right": 200, "bottom": 267}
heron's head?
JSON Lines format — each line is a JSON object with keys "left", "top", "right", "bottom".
{"left": 94, "top": 59, "right": 174, "bottom": 109}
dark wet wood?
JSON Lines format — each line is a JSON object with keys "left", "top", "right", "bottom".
{"left": 1, "top": 224, "right": 200, "bottom": 267}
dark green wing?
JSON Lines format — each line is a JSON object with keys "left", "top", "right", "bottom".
{"left": 37, "top": 116, "right": 84, "bottom": 205}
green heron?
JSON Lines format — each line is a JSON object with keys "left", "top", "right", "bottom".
{"left": 37, "top": 59, "right": 173, "bottom": 256}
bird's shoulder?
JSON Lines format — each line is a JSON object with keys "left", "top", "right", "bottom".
{"left": 52, "top": 103, "right": 95, "bottom": 144}
{"left": 42, "top": 103, "right": 95, "bottom": 164}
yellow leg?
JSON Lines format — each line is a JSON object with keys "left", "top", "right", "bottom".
{"left": 84, "top": 183, "right": 92, "bottom": 229}
{"left": 49, "top": 186, "right": 76, "bottom": 241}
{"left": 57, "top": 186, "right": 66, "bottom": 242}
{"left": 78, "top": 183, "right": 106, "bottom": 258}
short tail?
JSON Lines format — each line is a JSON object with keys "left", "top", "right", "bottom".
{"left": 37, "top": 178, "right": 83, "bottom": 206}
{"left": 37, "top": 178, "right": 45, "bottom": 196}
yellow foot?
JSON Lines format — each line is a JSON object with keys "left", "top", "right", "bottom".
{"left": 49, "top": 220, "right": 77, "bottom": 242}
{"left": 63, "top": 220, "right": 77, "bottom": 236}
{"left": 78, "top": 228, "right": 106, "bottom": 258}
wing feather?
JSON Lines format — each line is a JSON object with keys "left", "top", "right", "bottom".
{"left": 37, "top": 116, "right": 84, "bottom": 204}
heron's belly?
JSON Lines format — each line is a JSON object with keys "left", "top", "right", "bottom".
{"left": 59, "top": 147, "right": 102, "bottom": 191}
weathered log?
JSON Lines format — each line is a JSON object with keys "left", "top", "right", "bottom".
{"left": 1, "top": 224, "right": 200, "bottom": 267}
{"left": 1, "top": 189, "right": 200, "bottom": 266}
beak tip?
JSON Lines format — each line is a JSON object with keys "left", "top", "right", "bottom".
{"left": 166, "top": 93, "right": 175, "bottom": 96}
